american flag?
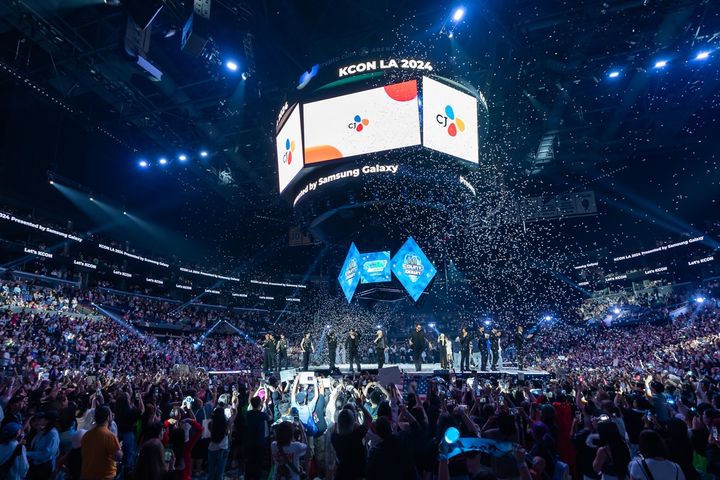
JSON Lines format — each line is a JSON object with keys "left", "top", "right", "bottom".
{"left": 403, "top": 375, "right": 430, "bottom": 402}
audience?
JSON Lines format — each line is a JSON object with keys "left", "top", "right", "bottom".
{"left": 1, "top": 279, "right": 720, "bottom": 480}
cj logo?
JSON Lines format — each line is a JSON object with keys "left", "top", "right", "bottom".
{"left": 282, "top": 138, "right": 296, "bottom": 164}
{"left": 348, "top": 114, "right": 369, "bottom": 132}
{"left": 436, "top": 105, "right": 465, "bottom": 137}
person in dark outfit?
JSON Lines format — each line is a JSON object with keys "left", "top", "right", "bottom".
{"left": 276, "top": 334, "right": 288, "bottom": 371}
{"left": 327, "top": 329, "right": 338, "bottom": 372}
{"left": 408, "top": 324, "right": 430, "bottom": 372}
{"left": 262, "top": 334, "right": 276, "bottom": 372}
{"left": 331, "top": 403, "right": 373, "bottom": 480}
{"left": 300, "top": 333, "right": 314, "bottom": 371}
{"left": 244, "top": 396, "right": 269, "bottom": 480}
{"left": 490, "top": 328, "right": 502, "bottom": 370}
{"left": 514, "top": 325, "right": 532, "bottom": 370}
{"left": 459, "top": 328, "right": 471, "bottom": 371}
{"left": 374, "top": 330, "right": 387, "bottom": 369}
{"left": 366, "top": 417, "right": 419, "bottom": 479}
{"left": 346, "top": 329, "right": 361, "bottom": 373}
{"left": 478, "top": 327, "right": 490, "bottom": 371}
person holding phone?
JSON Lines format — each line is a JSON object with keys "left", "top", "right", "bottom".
{"left": 245, "top": 395, "right": 270, "bottom": 480}
{"left": 115, "top": 390, "right": 144, "bottom": 477}
{"left": 271, "top": 420, "right": 307, "bottom": 480}
{"left": 207, "top": 392, "right": 238, "bottom": 480}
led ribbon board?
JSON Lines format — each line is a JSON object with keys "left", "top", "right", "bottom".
{"left": 359, "top": 251, "right": 391, "bottom": 284}
{"left": 338, "top": 243, "right": 361, "bottom": 303}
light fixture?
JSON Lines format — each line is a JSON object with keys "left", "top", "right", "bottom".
{"left": 608, "top": 70, "right": 621, "bottom": 78}
{"left": 49, "top": 180, "right": 54, "bottom": 185}
{"left": 444, "top": 427, "right": 460, "bottom": 444}
{"left": 225, "top": 60, "right": 239, "bottom": 72}
{"left": 695, "top": 296, "right": 705, "bottom": 304}
{"left": 158, "top": 157, "right": 168, "bottom": 165}
{"left": 200, "top": 150, "right": 209, "bottom": 158}
{"left": 448, "top": 32, "right": 454, "bottom": 39}
{"left": 178, "top": 154, "right": 187, "bottom": 161}
{"left": 654, "top": 60, "right": 668, "bottom": 68}
{"left": 241, "top": 72, "right": 249, "bottom": 81}
{"left": 543, "top": 315, "right": 553, "bottom": 321}
{"left": 612, "top": 307, "right": 621, "bottom": 315}
{"left": 452, "top": 7, "right": 465, "bottom": 22}
{"left": 695, "top": 51, "right": 710, "bottom": 61}
{"left": 138, "top": 160, "right": 149, "bottom": 168}
{"left": 428, "top": 322, "right": 436, "bottom": 328}
{"left": 89, "top": 196, "right": 94, "bottom": 201}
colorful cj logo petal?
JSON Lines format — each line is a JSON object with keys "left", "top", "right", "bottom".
{"left": 435, "top": 105, "right": 465, "bottom": 137}
{"left": 283, "top": 138, "right": 296, "bottom": 164}
{"left": 349, "top": 114, "right": 369, "bottom": 132}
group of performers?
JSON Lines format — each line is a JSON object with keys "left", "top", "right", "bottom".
{"left": 437, "top": 325, "right": 532, "bottom": 372}
{"left": 260, "top": 324, "right": 532, "bottom": 373}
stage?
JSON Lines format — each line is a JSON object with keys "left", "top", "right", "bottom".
{"left": 275, "top": 363, "right": 552, "bottom": 383}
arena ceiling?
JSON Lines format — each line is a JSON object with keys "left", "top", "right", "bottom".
{"left": 0, "top": 0, "right": 718, "bottom": 288}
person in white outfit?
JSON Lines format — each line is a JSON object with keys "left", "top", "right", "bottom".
{"left": 629, "top": 430, "right": 685, "bottom": 480}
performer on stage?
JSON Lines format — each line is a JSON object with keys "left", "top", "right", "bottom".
{"left": 478, "top": 326, "right": 490, "bottom": 371}
{"left": 276, "top": 333, "right": 288, "bottom": 371}
{"left": 327, "top": 328, "right": 338, "bottom": 372}
{"left": 514, "top": 325, "right": 533, "bottom": 371}
{"left": 459, "top": 327, "right": 471, "bottom": 371}
{"left": 300, "top": 332, "right": 314, "bottom": 371}
{"left": 262, "top": 333, "right": 276, "bottom": 372}
{"left": 346, "top": 328, "right": 361, "bottom": 373}
{"left": 373, "top": 329, "right": 386, "bottom": 369}
{"left": 490, "top": 328, "right": 502, "bottom": 370}
{"left": 438, "top": 333, "right": 450, "bottom": 370}
{"left": 408, "top": 324, "right": 431, "bottom": 372}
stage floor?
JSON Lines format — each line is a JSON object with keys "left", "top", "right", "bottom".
{"left": 300, "top": 363, "right": 550, "bottom": 378}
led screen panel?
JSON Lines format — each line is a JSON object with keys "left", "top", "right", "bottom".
{"left": 391, "top": 237, "right": 437, "bottom": 302}
{"left": 359, "top": 251, "right": 391, "bottom": 284}
{"left": 303, "top": 80, "right": 421, "bottom": 164}
{"left": 276, "top": 105, "right": 304, "bottom": 192}
{"left": 422, "top": 76, "right": 479, "bottom": 164}
{"left": 338, "top": 243, "right": 361, "bottom": 303}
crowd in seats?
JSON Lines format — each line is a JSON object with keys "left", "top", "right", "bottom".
{"left": 88, "top": 289, "right": 273, "bottom": 334}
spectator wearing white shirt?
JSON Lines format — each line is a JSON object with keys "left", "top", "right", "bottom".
{"left": 629, "top": 430, "right": 685, "bottom": 480}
